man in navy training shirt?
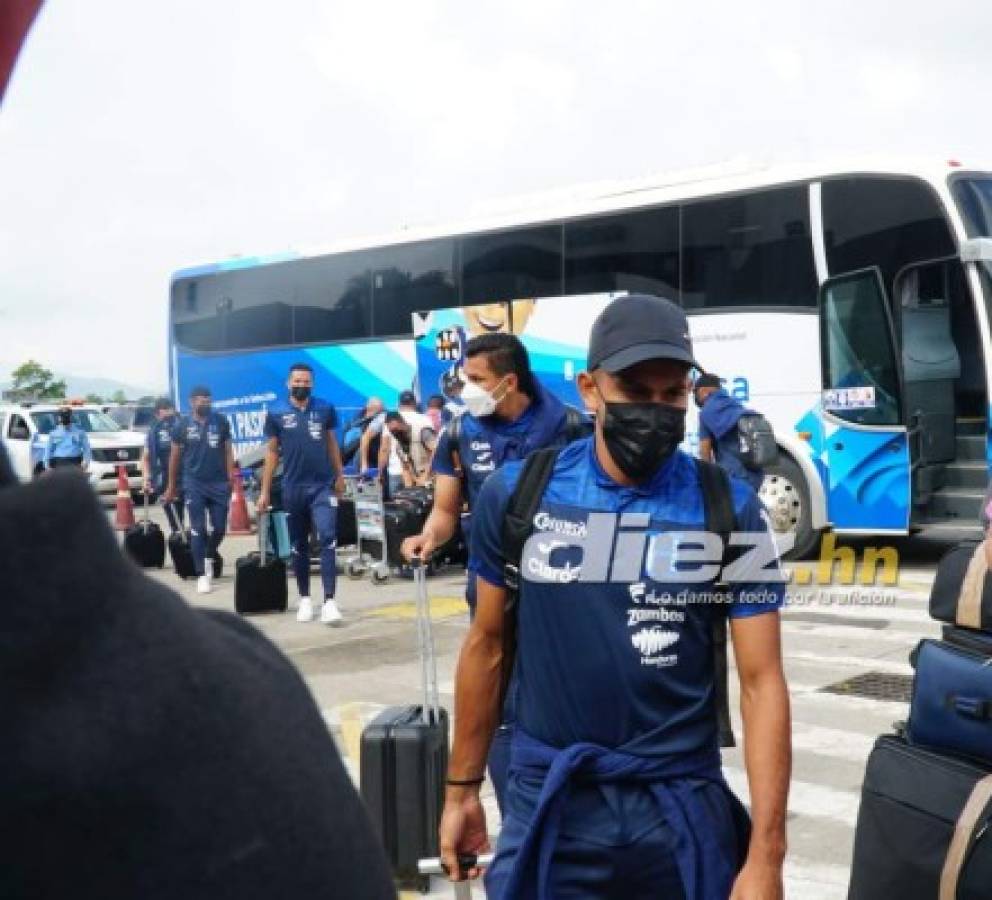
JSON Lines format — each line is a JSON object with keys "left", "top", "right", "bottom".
{"left": 259, "top": 362, "right": 346, "bottom": 625}
{"left": 44, "top": 405, "right": 92, "bottom": 470}
{"left": 695, "top": 372, "right": 765, "bottom": 493}
{"left": 402, "top": 331, "right": 591, "bottom": 816}
{"left": 143, "top": 396, "right": 184, "bottom": 526}
{"left": 163, "top": 385, "right": 236, "bottom": 596}
{"left": 440, "top": 294, "right": 791, "bottom": 900}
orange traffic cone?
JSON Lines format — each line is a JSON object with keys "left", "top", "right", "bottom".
{"left": 114, "top": 464, "right": 136, "bottom": 531}
{"left": 228, "top": 466, "right": 253, "bottom": 535}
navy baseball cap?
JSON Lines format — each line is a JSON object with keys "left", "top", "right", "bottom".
{"left": 588, "top": 294, "right": 699, "bottom": 373}
{"left": 398, "top": 390, "right": 417, "bottom": 407}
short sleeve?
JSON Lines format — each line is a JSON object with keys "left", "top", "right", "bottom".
{"left": 171, "top": 418, "right": 186, "bottom": 445}
{"left": 263, "top": 411, "right": 280, "bottom": 441}
{"left": 431, "top": 426, "right": 458, "bottom": 477}
{"left": 468, "top": 469, "right": 512, "bottom": 588}
{"left": 727, "top": 489, "right": 787, "bottom": 619}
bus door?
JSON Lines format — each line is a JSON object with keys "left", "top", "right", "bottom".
{"left": 818, "top": 268, "right": 911, "bottom": 532}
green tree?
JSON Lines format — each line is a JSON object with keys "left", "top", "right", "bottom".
{"left": 110, "top": 389, "right": 128, "bottom": 405}
{"left": 9, "top": 360, "right": 67, "bottom": 401}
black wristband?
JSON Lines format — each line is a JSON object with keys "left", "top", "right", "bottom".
{"left": 446, "top": 775, "right": 485, "bottom": 786}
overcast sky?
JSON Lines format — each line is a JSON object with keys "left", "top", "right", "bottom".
{"left": 1, "top": 0, "right": 990, "bottom": 390}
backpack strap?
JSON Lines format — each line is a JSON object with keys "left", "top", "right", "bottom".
{"left": 497, "top": 446, "right": 560, "bottom": 704}
{"left": 695, "top": 458, "right": 739, "bottom": 749}
{"left": 501, "top": 446, "right": 560, "bottom": 601}
{"left": 696, "top": 458, "right": 736, "bottom": 570}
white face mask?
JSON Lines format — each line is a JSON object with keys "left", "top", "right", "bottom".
{"left": 460, "top": 378, "right": 507, "bottom": 418}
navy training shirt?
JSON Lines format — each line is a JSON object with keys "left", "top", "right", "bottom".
{"left": 470, "top": 438, "right": 785, "bottom": 759}
{"left": 263, "top": 398, "right": 338, "bottom": 486}
{"left": 147, "top": 415, "right": 178, "bottom": 484}
{"left": 432, "top": 385, "right": 585, "bottom": 510}
{"left": 172, "top": 412, "right": 232, "bottom": 487}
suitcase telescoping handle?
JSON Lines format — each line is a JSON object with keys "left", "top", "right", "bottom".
{"left": 258, "top": 510, "right": 269, "bottom": 566}
{"left": 411, "top": 556, "right": 440, "bottom": 726}
{"left": 418, "top": 853, "right": 494, "bottom": 897}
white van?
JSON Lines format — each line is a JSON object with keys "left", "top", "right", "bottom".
{"left": 0, "top": 402, "right": 147, "bottom": 496}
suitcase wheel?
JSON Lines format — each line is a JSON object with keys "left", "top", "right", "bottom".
{"left": 346, "top": 560, "right": 366, "bottom": 579}
{"left": 371, "top": 566, "right": 390, "bottom": 585}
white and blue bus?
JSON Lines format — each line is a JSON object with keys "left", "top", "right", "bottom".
{"left": 169, "top": 158, "right": 992, "bottom": 556}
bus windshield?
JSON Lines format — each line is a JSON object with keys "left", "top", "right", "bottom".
{"left": 32, "top": 410, "right": 123, "bottom": 434}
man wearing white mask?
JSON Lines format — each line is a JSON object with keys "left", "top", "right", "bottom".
{"left": 402, "top": 331, "right": 590, "bottom": 814}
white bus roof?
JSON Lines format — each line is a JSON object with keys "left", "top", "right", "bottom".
{"left": 172, "top": 156, "right": 992, "bottom": 282}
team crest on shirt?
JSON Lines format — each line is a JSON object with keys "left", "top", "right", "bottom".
{"left": 308, "top": 415, "right": 323, "bottom": 440}
{"left": 282, "top": 413, "right": 298, "bottom": 428}
{"left": 186, "top": 425, "right": 200, "bottom": 441}
{"left": 207, "top": 429, "right": 219, "bottom": 448}
{"left": 630, "top": 627, "right": 680, "bottom": 667}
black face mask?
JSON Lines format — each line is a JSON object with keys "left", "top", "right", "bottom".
{"left": 601, "top": 400, "right": 686, "bottom": 482}
{"left": 195, "top": 403, "right": 212, "bottom": 417}
{"left": 290, "top": 386, "right": 311, "bottom": 402}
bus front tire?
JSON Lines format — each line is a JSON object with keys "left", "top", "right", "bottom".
{"left": 759, "top": 453, "right": 819, "bottom": 561}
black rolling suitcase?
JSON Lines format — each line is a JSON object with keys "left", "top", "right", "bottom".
{"left": 848, "top": 735, "right": 992, "bottom": 899}
{"left": 337, "top": 496, "right": 358, "bottom": 547}
{"left": 360, "top": 559, "right": 448, "bottom": 891}
{"left": 164, "top": 503, "right": 197, "bottom": 578}
{"left": 124, "top": 492, "right": 165, "bottom": 568}
{"left": 235, "top": 512, "right": 288, "bottom": 615}
{"left": 384, "top": 500, "right": 427, "bottom": 568}
{"left": 164, "top": 503, "right": 223, "bottom": 579}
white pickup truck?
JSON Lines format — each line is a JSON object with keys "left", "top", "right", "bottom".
{"left": 0, "top": 402, "right": 147, "bottom": 497}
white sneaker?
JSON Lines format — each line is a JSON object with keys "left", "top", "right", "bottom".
{"left": 320, "top": 599, "right": 343, "bottom": 626}
{"left": 196, "top": 575, "right": 212, "bottom": 595}
{"left": 296, "top": 597, "right": 314, "bottom": 623}
{"left": 205, "top": 557, "right": 215, "bottom": 579}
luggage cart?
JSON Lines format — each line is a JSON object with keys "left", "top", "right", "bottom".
{"left": 345, "top": 474, "right": 391, "bottom": 584}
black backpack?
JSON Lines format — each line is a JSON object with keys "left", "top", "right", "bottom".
{"left": 500, "top": 450, "right": 739, "bottom": 747}
{"left": 736, "top": 413, "right": 778, "bottom": 470}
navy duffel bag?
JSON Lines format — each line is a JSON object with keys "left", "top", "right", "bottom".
{"left": 908, "top": 638, "right": 992, "bottom": 766}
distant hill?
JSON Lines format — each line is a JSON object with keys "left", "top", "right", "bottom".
{"left": 0, "top": 375, "right": 163, "bottom": 402}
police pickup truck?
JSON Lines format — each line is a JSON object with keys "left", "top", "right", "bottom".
{"left": 0, "top": 401, "right": 147, "bottom": 497}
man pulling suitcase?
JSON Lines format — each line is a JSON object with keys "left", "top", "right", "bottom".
{"left": 439, "top": 295, "right": 792, "bottom": 899}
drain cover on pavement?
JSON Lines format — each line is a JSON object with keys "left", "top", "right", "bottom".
{"left": 819, "top": 671, "right": 913, "bottom": 703}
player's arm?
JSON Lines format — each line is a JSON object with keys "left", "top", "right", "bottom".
{"left": 163, "top": 443, "right": 182, "bottom": 501}
{"left": 699, "top": 437, "right": 714, "bottom": 462}
{"left": 402, "top": 472, "right": 461, "bottom": 560}
{"left": 438, "top": 473, "right": 508, "bottom": 881}
{"left": 325, "top": 428, "right": 345, "bottom": 493}
{"left": 729, "top": 612, "right": 790, "bottom": 899}
{"left": 377, "top": 432, "right": 392, "bottom": 474}
{"left": 258, "top": 436, "right": 280, "bottom": 512}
